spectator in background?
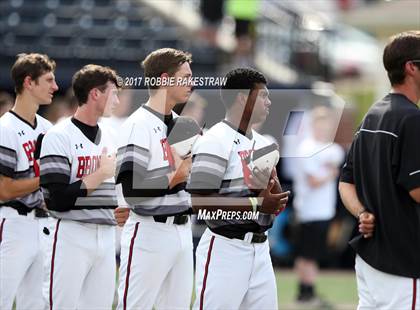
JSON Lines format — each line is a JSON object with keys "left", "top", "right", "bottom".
{"left": 199, "top": 0, "right": 225, "bottom": 46}
{"left": 43, "top": 96, "right": 74, "bottom": 124}
{"left": 199, "top": 0, "right": 259, "bottom": 67}
{"left": 0, "top": 92, "right": 14, "bottom": 117}
{"left": 226, "top": 0, "right": 259, "bottom": 67}
{"left": 292, "top": 106, "right": 344, "bottom": 305}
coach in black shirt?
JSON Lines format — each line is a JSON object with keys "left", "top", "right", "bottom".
{"left": 339, "top": 31, "right": 420, "bottom": 309}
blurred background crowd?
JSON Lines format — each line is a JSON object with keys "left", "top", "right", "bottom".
{"left": 0, "top": 0, "right": 419, "bottom": 308}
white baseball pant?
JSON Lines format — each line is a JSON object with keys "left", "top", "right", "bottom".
{"left": 43, "top": 218, "right": 116, "bottom": 309}
{"left": 117, "top": 213, "right": 193, "bottom": 310}
{"left": 193, "top": 228, "right": 278, "bottom": 310}
{"left": 355, "top": 255, "right": 420, "bottom": 310}
{"left": 0, "top": 206, "right": 48, "bottom": 310}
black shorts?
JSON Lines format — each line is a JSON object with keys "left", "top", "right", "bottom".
{"left": 295, "top": 220, "right": 331, "bottom": 261}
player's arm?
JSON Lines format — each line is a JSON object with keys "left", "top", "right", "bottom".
{"left": 116, "top": 143, "right": 191, "bottom": 204}
{"left": 190, "top": 183, "right": 289, "bottom": 214}
{"left": 0, "top": 128, "right": 40, "bottom": 200}
{"left": 82, "top": 148, "right": 116, "bottom": 195}
{"left": 187, "top": 153, "right": 288, "bottom": 214}
{"left": 0, "top": 175, "right": 39, "bottom": 201}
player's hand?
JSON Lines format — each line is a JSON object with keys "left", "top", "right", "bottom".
{"left": 99, "top": 147, "right": 116, "bottom": 179}
{"left": 114, "top": 207, "right": 130, "bottom": 227}
{"left": 168, "top": 147, "right": 192, "bottom": 188}
{"left": 359, "top": 211, "right": 375, "bottom": 238}
{"left": 258, "top": 180, "right": 289, "bottom": 215}
{"left": 269, "top": 169, "right": 282, "bottom": 194}
{"left": 248, "top": 167, "right": 271, "bottom": 192}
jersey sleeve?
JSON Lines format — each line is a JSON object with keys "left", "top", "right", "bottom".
{"left": 0, "top": 125, "right": 18, "bottom": 178}
{"left": 187, "top": 133, "right": 229, "bottom": 194}
{"left": 340, "top": 138, "right": 356, "bottom": 184}
{"left": 396, "top": 115, "right": 420, "bottom": 191}
{"left": 40, "top": 130, "right": 72, "bottom": 185}
{"left": 116, "top": 122, "right": 151, "bottom": 183}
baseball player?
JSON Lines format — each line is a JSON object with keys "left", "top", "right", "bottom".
{"left": 187, "top": 68, "right": 289, "bottom": 310}
{"left": 0, "top": 53, "right": 57, "bottom": 310}
{"left": 339, "top": 31, "right": 420, "bottom": 309}
{"left": 40, "top": 64, "right": 120, "bottom": 309}
{"left": 115, "top": 48, "right": 194, "bottom": 310}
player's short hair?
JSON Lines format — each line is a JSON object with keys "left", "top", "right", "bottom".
{"left": 220, "top": 68, "right": 267, "bottom": 109}
{"left": 72, "top": 64, "right": 119, "bottom": 106}
{"left": 141, "top": 48, "right": 192, "bottom": 90}
{"left": 383, "top": 30, "right": 420, "bottom": 86}
{"left": 10, "top": 53, "right": 56, "bottom": 95}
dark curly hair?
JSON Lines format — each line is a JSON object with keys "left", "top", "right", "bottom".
{"left": 220, "top": 68, "right": 267, "bottom": 109}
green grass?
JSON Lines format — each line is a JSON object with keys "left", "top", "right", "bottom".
{"left": 115, "top": 268, "right": 359, "bottom": 309}
{"left": 276, "top": 269, "right": 358, "bottom": 309}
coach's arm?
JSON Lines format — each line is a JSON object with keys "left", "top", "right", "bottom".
{"left": 339, "top": 181, "right": 375, "bottom": 238}
{"left": 409, "top": 188, "right": 420, "bottom": 204}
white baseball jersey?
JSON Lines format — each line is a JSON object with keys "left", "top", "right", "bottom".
{"left": 40, "top": 118, "right": 117, "bottom": 225}
{"left": 116, "top": 104, "right": 193, "bottom": 310}
{"left": 0, "top": 111, "right": 51, "bottom": 310}
{"left": 116, "top": 104, "right": 190, "bottom": 215}
{"left": 189, "top": 120, "right": 275, "bottom": 234}
{"left": 0, "top": 111, "right": 51, "bottom": 209}
{"left": 190, "top": 120, "right": 278, "bottom": 310}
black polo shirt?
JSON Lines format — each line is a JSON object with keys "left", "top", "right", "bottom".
{"left": 341, "top": 93, "right": 420, "bottom": 278}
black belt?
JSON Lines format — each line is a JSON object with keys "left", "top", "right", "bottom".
{"left": 34, "top": 209, "right": 49, "bottom": 218}
{"left": 153, "top": 214, "right": 189, "bottom": 225}
{"left": 218, "top": 231, "right": 267, "bottom": 243}
{"left": 1, "top": 203, "right": 48, "bottom": 218}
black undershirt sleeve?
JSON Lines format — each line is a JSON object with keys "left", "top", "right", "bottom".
{"left": 119, "top": 170, "right": 170, "bottom": 200}
{"left": 44, "top": 180, "right": 87, "bottom": 212}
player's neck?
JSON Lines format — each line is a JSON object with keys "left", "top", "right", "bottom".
{"left": 12, "top": 94, "right": 39, "bottom": 126}
{"left": 74, "top": 105, "right": 99, "bottom": 126}
{"left": 226, "top": 110, "right": 253, "bottom": 135}
{"left": 392, "top": 82, "right": 420, "bottom": 106}
{"left": 147, "top": 92, "right": 174, "bottom": 115}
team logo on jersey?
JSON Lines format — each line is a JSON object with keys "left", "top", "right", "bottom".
{"left": 22, "top": 139, "right": 39, "bottom": 176}
{"left": 160, "top": 138, "right": 175, "bottom": 167}
{"left": 76, "top": 155, "right": 101, "bottom": 178}
{"left": 238, "top": 149, "right": 253, "bottom": 187}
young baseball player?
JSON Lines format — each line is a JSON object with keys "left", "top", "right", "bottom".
{"left": 187, "top": 68, "right": 289, "bottom": 310}
{"left": 115, "top": 48, "right": 194, "bottom": 309}
{"left": 40, "top": 64, "right": 120, "bottom": 309}
{"left": 0, "top": 53, "right": 58, "bottom": 310}
{"left": 339, "top": 31, "right": 420, "bottom": 309}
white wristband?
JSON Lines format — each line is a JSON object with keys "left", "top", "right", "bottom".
{"left": 248, "top": 197, "right": 258, "bottom": 212}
